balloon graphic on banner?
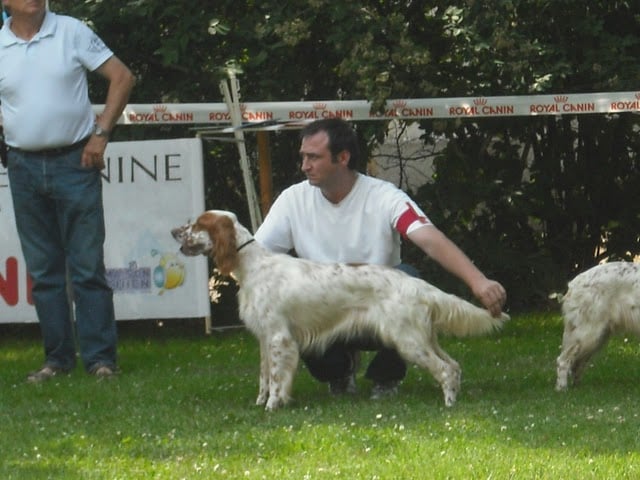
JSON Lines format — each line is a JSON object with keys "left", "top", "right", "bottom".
{"left": 151, "top": 251, "right": 185, "bottom": 294}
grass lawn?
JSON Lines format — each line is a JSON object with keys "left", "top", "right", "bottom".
{"left": 1, "top": 312, "right": 639, "bottom": 479}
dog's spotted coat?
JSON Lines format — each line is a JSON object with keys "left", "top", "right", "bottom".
{"left": 556, "top": 261, "right": 640, "bottom": 390}
{"left": 173, "top": 210, "right": 510, "bottom": 410}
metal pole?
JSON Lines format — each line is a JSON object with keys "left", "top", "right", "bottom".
{"left": 256, "top": 131, "right": 273, "bottom": 216}
{"left": 219, "top": 73, "right": 262, "bottom": 232}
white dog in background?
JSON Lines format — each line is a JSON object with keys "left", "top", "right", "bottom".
{"left": 556, "top": 261, "right": 640, "bottom": 391}
{"left": 172, "top": 210, "right": 509, "bottom": 410}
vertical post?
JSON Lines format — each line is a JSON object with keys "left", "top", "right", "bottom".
{"left": 256, "top": 131, "right": 273, "bottom": 216}
{"left": 220, "top": 73, "right": 262, "bottom": 232}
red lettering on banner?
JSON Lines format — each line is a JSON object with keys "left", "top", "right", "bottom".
{"left": 288, "top": 110, "right": 354, "bottom": 120}
{"left": 115, "top": 93, "right": 640, "bottom": 125}
{"left": 362, "top": 105, "right": 429, "bottom": 118}
{"left": 529, "top": 101, "right": 595, "bottom": 113}
{"left": 449, "top": 106, "right": 479, "bottom": 116}
{"left": 482, "top": 105, "right": 514, "bottom": 115}
{"left": 127, "top": 112, "right": 194, "bottom": 123}
{"left": 610, "top": 101, "right": 640, "bottom": 111}
{"left": 368, "top": 109, "right": 400, "bottom": 118}
{"left": 161, "top": 112, "right": 194, "bottom": 122}
{"left": 242, "top": 111, "right": 274, "bottom": 121}
{"left": 322, "top": 110, "right": 353, "bottom": 119}
{"left": 0, "top": 257, "right": 33, "bottom": 306}
{"left": 27, "top": 274, "right": 33, "bottom": 305}
{"left": 0, "top": 257, "right": 18, "bottom": 306}
{"left": 562, "top": 103, "right": 595, "bottom": 113}
{"left": 289, "top": 111, "right": 321, "bottom": 120}
{"left": 128, "top": 112, "right": 160, "bottom": 122}
{"left": 209, "top": 112, "right": 232, "bottom": 121}
{"left": 530, "top": 104, "right": 560, "bottom": 113}
{"left": 402, "top": 107, "right": 434, "bottom": 117}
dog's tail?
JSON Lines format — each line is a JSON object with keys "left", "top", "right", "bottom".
{"left": 429, "top": 291, "right": 509, "bottom": 337}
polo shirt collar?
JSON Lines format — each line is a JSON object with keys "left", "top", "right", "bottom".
{"left": 0, "top": 10, "right": 57, "bottom": 46}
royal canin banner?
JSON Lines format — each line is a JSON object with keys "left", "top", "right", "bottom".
{"left": 0, "top": 138, "right": 210, "bottom": 323}
{"left": 106, "top": 91, "right": 640, "bottom": 127}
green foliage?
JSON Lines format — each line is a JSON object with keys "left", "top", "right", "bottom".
{"left": 46, "top": 0, "right": 640, "bottom": 309}
{"left": 410, "top": 111, "right": 640, "bottom": 310}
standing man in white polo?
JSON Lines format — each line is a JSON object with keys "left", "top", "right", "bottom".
{"left": 0, "top": 0, "right": 135, "bottom": 381}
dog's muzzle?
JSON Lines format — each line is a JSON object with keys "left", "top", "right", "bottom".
{"left": 171, "top": 223, "right": 212, "bottom": 256}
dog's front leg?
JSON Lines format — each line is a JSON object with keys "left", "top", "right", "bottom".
{"left": 265, "top": 330, "right": 299, "bottom": 411}
{"left": 256, "top": 336, "right": 270, "bottom": 406}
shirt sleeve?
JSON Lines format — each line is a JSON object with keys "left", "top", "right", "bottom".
{"left": 369, "top": 177, "right": 432, "bottom": 237}
{"left": 254, "top": 189, "right": 295, "bottom": 253}
{"left": 395, "top": 201, "right": 432, "bottom": 237}
{"left": 73, "top": 19, "right": 113, "bottom": 72}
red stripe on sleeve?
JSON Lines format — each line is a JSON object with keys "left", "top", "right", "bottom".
{"left": 395, "top": 203, "right": 429, "bottom": 237}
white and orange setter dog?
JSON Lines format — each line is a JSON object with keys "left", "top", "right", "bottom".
{"left": 556, "top": 261, "right": 640, "bottom": 391}
{"left": 172, "top": 210, "right": 509, "bottom": 410}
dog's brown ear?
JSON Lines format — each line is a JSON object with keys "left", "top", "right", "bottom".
{"left": 198, "top": 213, "right": 238, "bottom": 275}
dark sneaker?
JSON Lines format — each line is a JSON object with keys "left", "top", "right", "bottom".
{"left": 27, "top": 365, "right": 69, "bottom": 384}
{"left": 329, "top": 372, "right": 357, "bottom": 395}
{"left": 328, "top": 350, "right": 360, "bottom": 395}
{"left": 370, "top": 380, "right": 400, "bottom": 400}
{"left": 90, "top": 364, "right": 116, "bottom": 379}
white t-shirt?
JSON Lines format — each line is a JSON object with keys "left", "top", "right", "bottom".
{"left": 255, "top": 173, "right": 432, "bottom": 266}
{"left": 0, "top": 11, "right": 113, "bottom": 149}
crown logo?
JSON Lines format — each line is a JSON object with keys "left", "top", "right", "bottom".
{"left": 392, "top": 100, "right": 407, "bottom": 109}
{"left": 313, "top": 103, "right": 327, "bottom": 110}
{"left": 554, "top": 95, "right": 568, "bottom": 103}
{"left": 473, "top": 98, "right": 487, "bottom": 106}
{"left": 239, "top": 103, "right": 247, "bottom": 112}
{"left": 635, "top": 93, "right": 640, "bottom": 100}
{"left": 153, "top": 104, "right": 167, "bottom": 113}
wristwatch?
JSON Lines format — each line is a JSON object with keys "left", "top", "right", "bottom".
{"left": 93, "top": 124, "right": 110, "bottom": 138}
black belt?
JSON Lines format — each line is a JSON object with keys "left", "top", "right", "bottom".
{"left": 9, "top": 136, "right": 90, "bottom": 156}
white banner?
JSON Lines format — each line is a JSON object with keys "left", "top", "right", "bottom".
{"left": 0, "top": 138, "right": 210, "bottom": 323}
{"left": 101, "top": 91, "right": 640, "bottom": 126}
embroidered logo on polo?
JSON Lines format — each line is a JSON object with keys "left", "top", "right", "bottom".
{"left": 88, "top": 34, "right": 107, "bottom": 53}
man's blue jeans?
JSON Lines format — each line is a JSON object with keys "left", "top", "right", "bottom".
{"left": 8, "top": 147, "right": 117, "bottom": 372}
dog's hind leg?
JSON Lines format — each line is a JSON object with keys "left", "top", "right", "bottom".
{"left": 431, "top": 337, "right": 460, "bottom": 371}
{"left": 556, "top": 320, "right": 609, "bottom": 390}
{"left": 396, "top": 339, "right": 461, "bottom": 407}
{"left": 556, "top": 339, "right": 579, "bottom": 391}
{"left": 265, "top": 330, "right": 300, "bottom": 411}
{"left": 429, "top": 340, "right": 462, "bottom": 406}
{"left": 256, "top": 336, "right": 270, "bottom": 406}
{"left": 571, "top": 329, "right": 610, "bottom": 386}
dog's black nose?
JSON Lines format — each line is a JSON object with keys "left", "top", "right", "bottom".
{"left": 171, "top": 227, "right": 185, "bottom": 241}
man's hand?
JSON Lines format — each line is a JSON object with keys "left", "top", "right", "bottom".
{"left": 472, "top": 278, "right": 507, "bottom": 317}
{"left": 81, "top": 135, "right": 109, "bottom": 169}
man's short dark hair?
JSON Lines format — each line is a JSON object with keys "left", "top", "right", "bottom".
{"left": 300, "top": 118, "right": 360, "bottom": 170}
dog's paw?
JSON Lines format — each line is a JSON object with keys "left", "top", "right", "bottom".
{"left": 264, "top": 394, "right": 292, "bottom": 411}
{"left": 444, "top": 392, "right": 457, "bottom": 407}
{"left": 555, "top": 365, "right": 571, "bottom": 391}
{"left": 441, "top": 366, "right": 461, "bottom": 407}
{"left": 555, "top": 372, "right": 575, "bottom": 391}
{"left": 265, "top": 397, "right": 282, "bottom": 411}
